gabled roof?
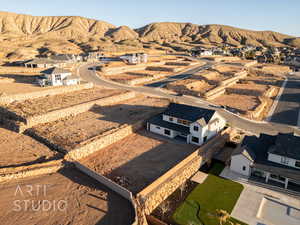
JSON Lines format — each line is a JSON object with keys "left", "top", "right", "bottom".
{"left": 42, "top": 67, "right": 71, "bottom": 75}
{"left": 163, "top": 103, "right": 215, "bottom": 124}
{"left": 232, "top": 145, "right": 256, "bottom": 162}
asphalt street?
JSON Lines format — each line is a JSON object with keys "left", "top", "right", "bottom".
{"left": 270, "top": 74, "right": 300, "bottom": 127}
{"left": 79, "top": 62, "right": 300, "bottom": 136}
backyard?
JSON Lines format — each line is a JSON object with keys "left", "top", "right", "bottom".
{"left": 173, "top": 163, "right": 246, "bottom": 225}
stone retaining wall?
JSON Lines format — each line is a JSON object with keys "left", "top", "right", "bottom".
{"left": 2, "top": 91, "right": 136, "bottom": 132}
{"left": 205, "top": 71, "right": 248, "bottom": 100}
{"left": 146, "top": 66, "right": 182, "bottom": 72}
{"left": 247, "top": 97, "right": 268, "bottom": 119}
{"left": 65, "top": 121, "right": 145, "bottom": 160}
{"left": 0, "top": 159, "right": 63, "bottom": 183}
{"left": 0, "top": 82, "right": 93, "bottom": 105}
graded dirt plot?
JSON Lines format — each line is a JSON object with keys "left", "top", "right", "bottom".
{"left": 226, "top": 83, "right": 268, "bottom": 96}
{"left": 213, "top": 64, "right": 242, "bottom": 74}
{"left": 0, "top": 74, "right": 61, "bottom": 95}
{"left": 5, "top": 87, "right": 125, "bottom": 117}
{"left": 195, "top": 70, "right": 232, "bottom": 84}
{"left": 212, "top": 94, "right": 260, "bottom": 113}
{"left": 166, "top": 78, "right": 215, "bottom": 96}
{"left": 81, "top": 130, "right": 198, "bottom": 194}
{"left": 30, "top": 96, "right": 169, "bottom": 151}
{"left": 0, "top": 167, "right": 134, "bottom": 225}
{"left": 0, "top": 127, "right": 56, "bottom": 168}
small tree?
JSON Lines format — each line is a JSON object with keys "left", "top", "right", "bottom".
{"left": 179, "top": 182, "right": 187, "bottom": 198}
{"left": 159, "top": 200, "right": 170, "bottom": 221}
{"left": 215, "top": 209, "right": 231, "bottom": 225}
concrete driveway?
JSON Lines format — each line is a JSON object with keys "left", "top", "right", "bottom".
{"left": 221, "top": 167, "right": 300, "bottom": 225}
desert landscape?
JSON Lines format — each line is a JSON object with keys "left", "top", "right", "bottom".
{"left": 0, "top": 5, "right": 299, "bottom": 225}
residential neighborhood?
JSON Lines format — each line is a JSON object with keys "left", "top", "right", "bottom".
{"left": 0, "top": 2, "right": 300, "bottom": 225}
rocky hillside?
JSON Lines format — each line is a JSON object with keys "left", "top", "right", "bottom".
{"left": 0, "top": 11, "right": 299, "bottom": 61}
{"left": 136, "top": 22, "right": 300, "bottom": 47}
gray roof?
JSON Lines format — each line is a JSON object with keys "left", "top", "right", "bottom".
{"left": 238, "top": 133, "right": 300, "bottom": 181}
{"left": 147, "top": 113, "right": 190, "bottom": 135}
{"left": 64, "top": 74, "right": 80, "bottom": 80}
{"left": 163, "top": 103, "right": 215, "bottom": 124}
{"left": 42, "top": 67, "right": 71, "bottom": 75}
{"left": 268, "top": 133, "right": 300, "bottom": 160}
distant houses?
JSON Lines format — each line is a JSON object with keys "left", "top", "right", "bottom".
{"left": 147, "top": 103, "right": 226, "bottom": 146}
{"left": 119, "top": 53, "right": 148, "bottom": 64}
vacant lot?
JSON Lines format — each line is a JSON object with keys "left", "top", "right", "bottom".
{"left": 0, "top": 167, "right": 134, "bottom": 225}
{"left": 173, "top": 175, "right": 245, "bottom": 225}
{"left": 0, "top": 127, "right": 56, "bottom": 168}
{"left": 30, "top": 96, "right": 169, "bottom": 151}
{"left": 226, "top": 83, "right": 268, "bottom": 96}
{"left": 81, "top": 130, "right": 198, "bottom": 194}
{"left": 213, "top": 94, "right": 260, "bottom": 113}
{"left": 5, "top": 87, "right": 125, "bottom": 117}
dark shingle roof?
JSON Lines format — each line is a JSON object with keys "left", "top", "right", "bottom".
{"left": 232, "top": 145, "right": 256, "bottom": 161}
{"left": 239, "top": 133, "right": 300, "bottom": 181}
{"left": 163, "top": 103, "right": 215, "bottom": 123}
{"left": 269, "top": 133, "right": 300, "bottom": 160}
{"left": 147, "top": 113, "right": 190, "bottom": 135}
{"left": 42, "top": 67, "right": 71, "bottom": 75}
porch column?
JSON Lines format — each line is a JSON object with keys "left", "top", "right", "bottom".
{"left": 285, "top": 178, "right": 289, "bottom": 189}
{"left": 265, "top": 172, "right": 270, "bottom": 183}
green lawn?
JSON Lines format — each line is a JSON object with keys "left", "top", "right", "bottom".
{"left": 173, "top": 175, "right": 246, "bottom": 225}
{"left": 207, "top": 161, "right": 225, "bottom": 176}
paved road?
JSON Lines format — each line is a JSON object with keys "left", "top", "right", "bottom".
{"left": 79, "top": 63, "right": 300, "bottom": 136}
{"left": 270, "top": 74, "right": 300, "bottom": 127}
{"left": 145, "top": 63, "right": 212, "bottom": 88}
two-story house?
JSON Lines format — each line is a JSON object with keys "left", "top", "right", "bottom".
{"left": 38, "top": 67, "right": 80, "bottom": 86}
{"left": 147, "top": 103, "right": 226, "bottom": 146}
{"left": 230, "top": 133, "right": 300, "bottom": 190}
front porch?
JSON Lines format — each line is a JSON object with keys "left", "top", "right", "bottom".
{"left": 251, "top": 168, "right": 300, "bottom": 192}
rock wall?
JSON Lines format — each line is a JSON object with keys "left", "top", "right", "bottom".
{"left": 0, "top": 160, "right": 63, "bottom": 183}
{"left": 65, "top": 121, "right": 145, "bottom": 160}
{"left": 0, "top": 82, "right": 93, "bottom": 105}
{"left": 3, "top": 92, "right": 136, "bottom": 132}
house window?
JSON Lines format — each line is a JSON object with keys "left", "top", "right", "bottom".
{"left": 193, "top": 126, "right": 199, "bottom": 131}
{"left": 55, "top": 74, "right": 61, "bottom": 81}
{"left": 242, "top": 166, "right": 246, "bottom": 171}
{"left": 191, "top": 136, "right": 199, "bottom": 143}
{"left": 295, "top": 161, "right": 300, "bottom": 168}
{"left": 203, "top": 136, "right": 207, "bottom": 142}
{"left": 280, "top": 157, "right": 289, "bottom": 165}
{"left": 164, "top": 129, "right": 171, "bottom": 136}
{"left": 156, "top": 126, "right": 161, "bottom": 130}
{"left": 178, "top": 119, "right": 190, "bottom": 126}
{"left": 169, "top": 117, "right": 173, "bottom": 122}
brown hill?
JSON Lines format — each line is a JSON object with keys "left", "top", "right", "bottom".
{"left": 136, "top": 22, "right": 299, "bottom": 47}
{"left": 0, "top": 12, "right": 299, "bottom": 61}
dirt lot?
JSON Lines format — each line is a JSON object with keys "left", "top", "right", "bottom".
{"left": 0, "top": 74, "right": 65, "bottom": 95}
{"left": 213, "top": 94, "right": 260, "bottom": 113}
{"left": 5, "top": 87, "right": 125, "bottom": 117}
{"left": 212, "top": 64, "right": 242, "bottom": 75}
{"left": 81, "top": 130, "right": 198, "bottom": 194}
{"left": 30, "top": 96, "right": 169, "bottom": 151}
{"left": 0, "top": 127, "right": 56, "bottom": 168}
{"left": 226, "top": 83, "right": 268, "bottom": 96}
{"left": 0, "top": 167, "right": 134, "bottom": 225}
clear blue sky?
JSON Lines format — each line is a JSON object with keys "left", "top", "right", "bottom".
{"left": 1, "top": 0, "right": 299, "bottom": 36}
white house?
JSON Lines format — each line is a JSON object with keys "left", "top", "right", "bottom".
{"left": 147, "top": 103, "right": 226, "bottom": 146}
{"left": 230, "top": 133, "right": 300, "bottom": 190}
{"left": 38, "top": 67, "right": 80, "bottom": 86}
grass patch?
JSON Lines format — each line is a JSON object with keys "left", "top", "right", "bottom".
{"left": 173, "top": 175, "right": 246, "bottom": 225}
{"left": 208, "top": 161, "right": 225, "bottom": 176}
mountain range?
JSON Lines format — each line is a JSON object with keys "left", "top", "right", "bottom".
{"left": 0, "top": 11, "right": 299, "bottom": 60}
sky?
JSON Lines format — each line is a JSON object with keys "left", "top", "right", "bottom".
{"left": 0, "top": 0, "right": 299, "bottom": 36}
